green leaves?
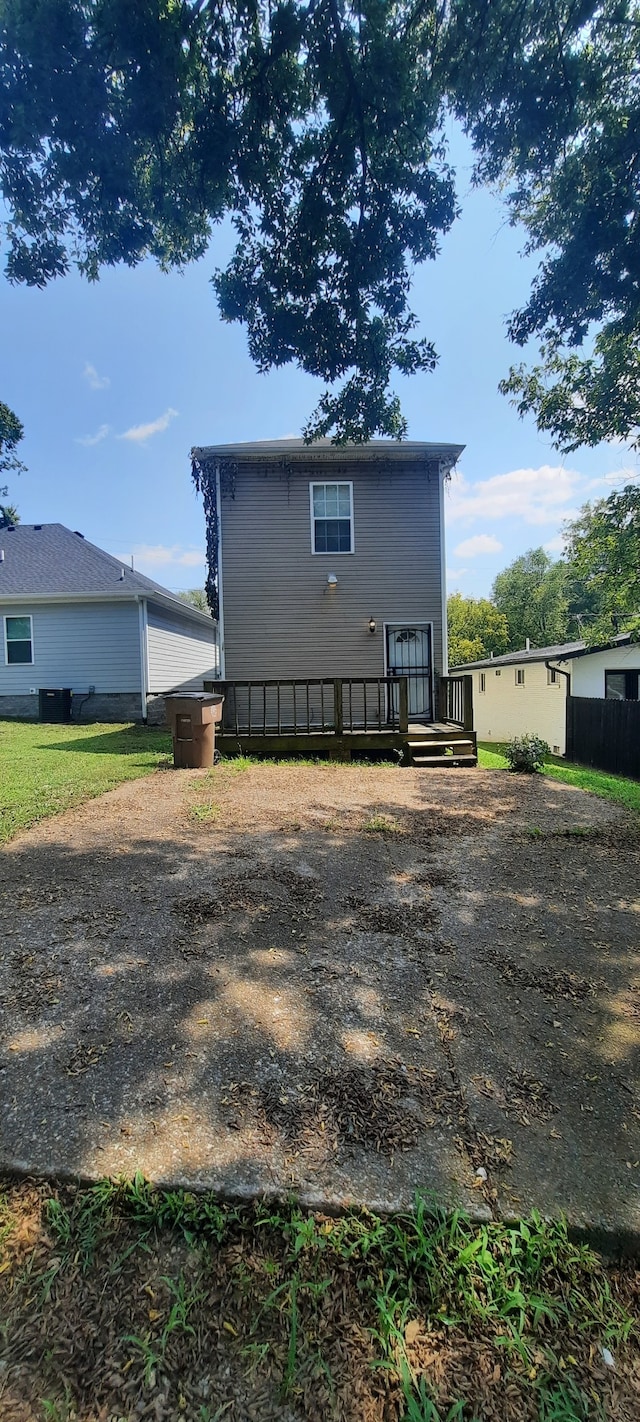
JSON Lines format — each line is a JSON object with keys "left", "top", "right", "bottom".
{"left": 2, "top": 1, "right": 640, "bottom": 442}
{"left": 447, "top": 594, "right": 510, "bottom": 667}
{"left": 563, "top": 482, "right": 640, "bottom": 643}
{"left": 0, "top": 400, "right": 25, "bottom": 478}
{"left": 0, "top": 0, "right": 457, "bottom": 440}
{"left": 492, "top": 550, "right": 569, "bottom": 650}
{"left": 457, "top": 0, "right": 640, "bottom": 450}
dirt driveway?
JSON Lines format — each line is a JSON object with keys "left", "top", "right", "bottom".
{"left": 1, "top": 762, "right": 639, "bottom": 1237}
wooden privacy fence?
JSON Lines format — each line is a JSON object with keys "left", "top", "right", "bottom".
{"left": 566, "top": 695, "right": 640, "bottom": 780}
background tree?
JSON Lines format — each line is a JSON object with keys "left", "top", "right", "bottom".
{"left": 2, "top": 1, "right": 639, "bottom": 445}
{"left": 563, "top": 484, "right": 640, "bottom": 643}
{"left": 452, "top": 0, "right": 640, "bottom": 451}
{"left": 178, "top": 588, "right": 210, "bottom": 615}
{"left": 447, "top": 593, "right": 509, "bottom": 666}
{"left": 0, "top": 0, "right": 457, "bottom": 443}
{"left": 0, "top": 400, "right": 25, "bottom": 520}
{"left": 492, "top": 549, "right": 569, "bottom": 651}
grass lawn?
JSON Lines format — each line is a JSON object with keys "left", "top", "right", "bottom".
{"left": 478, "top": 741, "right": 640, "bottom": 815}
{"left": 0, "top": 719, "right": 171, "bottom": 842}
{"left": 0, "top": 1179, "right": 637, "bottom": 1421}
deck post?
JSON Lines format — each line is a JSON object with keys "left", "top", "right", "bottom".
{"left": 437, "top": 675, "right": 448, "bottom": 722}
{"left": 334, "top": 679, "right": 343, "bottom": 736}
{"left": 462, "top": 674, "right": 474, "bottom": 732}
{"left": 399, "top": 677, "right": 409, "bottom": 733}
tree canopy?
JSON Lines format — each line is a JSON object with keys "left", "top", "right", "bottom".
{"left": 178, "top": 588, "right": 210, "bottom": 614}
{"left": 447, "top": 592, "right": 509, "bottom": 666}
{"left": 455, "top": 1, "right": 640, "bottom": 452}
{"left": 492, "top": 549, "right": 569, "bottom": 651}
{"left": 0, "top": 400, "right": 24, "bottom": 520}
{"left": 563, "top": 483, "right": 640, "bottom": 643}
{"left": 0, "top": 400, "right": 25, "bottom": 479}
{"left": 2, "top": 0, "right": 639, "bottom": 444}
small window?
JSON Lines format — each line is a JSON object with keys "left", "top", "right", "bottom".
{"left": 310, "top": 482, "right": 353, "bottom": 554}
{"left": 479, "top": 672, "right": 486, "bottom": 693}
{"left": 515, "top": 668, "right": 525, "bottom": 686}
{"left": 5, "top": 615, "right": 33, "bottom": 665}
{"left": 547, "top": 667, "right": 559, "bottom": 685}
{"left": 495, "top": 669, "right": 501, "bottom": 677}
{"left": 605, "top": 670, "right": 639, "bottom": 701}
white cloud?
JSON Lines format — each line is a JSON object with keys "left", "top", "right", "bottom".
{"left": 446, "top": 567, "right": 468, "bottom": 583}
{"left": 76, "top": 423, "right": 111, "bottom": 447}
{"left": 453, "top": 533, "right": 503, "bottom": 558}
{"left": 447, "top": 465, "right": 585, "bottom": 526}
{"left": 447, "top": 463, "right": 639, "bottom": 529}
{"left": 125, "top": 543, "right": 206, "bottom": 572}
{"left": 119, "top": 408, "right": 178, "bottom": 444}
{"left": 544, "top": 534, "right": 567, "bottom": 554}
{"left": 84, "top": 362, "right": 110, "bottom": 390}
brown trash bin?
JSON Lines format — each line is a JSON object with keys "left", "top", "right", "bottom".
{"left": 165, "top": 692, "right": 224, "bottom": 769}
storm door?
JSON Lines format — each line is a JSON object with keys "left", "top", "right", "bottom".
{"left": 385, "top": 625, "right": 432, "bottom": 720}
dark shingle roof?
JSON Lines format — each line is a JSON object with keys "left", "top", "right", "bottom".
{"left": 450, "top": 633, "right": 632, "bottom": 672}
{"left": 0, "top": 523, "right": 212, "bottom": 623}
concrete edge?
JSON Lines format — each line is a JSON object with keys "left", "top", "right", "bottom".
{"left": 2, "top": 1161, "right": 637, "bottom": 1260}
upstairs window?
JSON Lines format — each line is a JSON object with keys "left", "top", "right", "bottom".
{"left": 5, "top": 615, "right": 33, "bottom": 664}
{"left": 515, "top": 668, "right": 525, "bottom": 686}
{"left": 479, "top": 673, "right": 486, "bottom": 693}
{"left": 547, "top": 667, "right": 559, "bottom": 685}
{"left": 310, "top": 482, "right": 354, "bottom": 554}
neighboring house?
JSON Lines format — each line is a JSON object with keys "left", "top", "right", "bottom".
{"left": 452, "top": 633, "right": 638, "bottom": 755}
{"left": 0, "top": 522, "right": 217, "bottom": 722}
{"left": 191, "top": 438, "right": 462, "bottom": 723}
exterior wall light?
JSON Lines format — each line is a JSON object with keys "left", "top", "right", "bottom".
{"left": 368, "top": 617, "right": 377, "bottom": 634}
{"left": 327, "top": 572, "right": 338, "bottom": 588}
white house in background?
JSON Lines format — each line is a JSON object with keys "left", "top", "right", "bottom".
{"left": 0, "top": 523, "right": 217, "bottom": 723}
{"left": 451, "top": 633, "right": 638, "bottom": 756}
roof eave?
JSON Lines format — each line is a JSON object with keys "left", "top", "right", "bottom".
{"left": 449, "top": 633, "right": 633, "bottom": 673}
{"left": 192, "top": 439, "right": 465, "bottom": 470}
{"left": 552, "top": 632, "right": 632, "bottom": 661}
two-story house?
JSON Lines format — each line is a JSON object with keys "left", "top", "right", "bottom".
{"left": 191, "top": 439, "right": 476, "bottom": 765}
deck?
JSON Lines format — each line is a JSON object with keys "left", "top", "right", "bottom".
{"left": 204, "top": 676, "right": 477, "bottom": 766}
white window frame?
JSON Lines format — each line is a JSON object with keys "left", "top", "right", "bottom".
{"left": 4, "top": 613, "right": 34, "bottom": 666}
{"left": 547, "top": 667, "right": 559, "bottom": 686}
{"left": 309, "top": 480, "right": 355, "bottom": 555}
{"left": 515, "top": 667, "right": 525, "bottom": 686}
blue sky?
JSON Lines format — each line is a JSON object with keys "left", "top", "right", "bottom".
{"left": 1, "top": 131, "right": 636, "bottom": 598}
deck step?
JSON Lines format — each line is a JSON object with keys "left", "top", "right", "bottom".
{"left": 411, "top": 752, "right": 477, "bottom": 765}
{"left": 408, "top": 737, "right": 475, "bottom": 748}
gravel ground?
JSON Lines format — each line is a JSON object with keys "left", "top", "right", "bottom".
{"left": 1, "top": 761, "right": 639, "bottom": 1236}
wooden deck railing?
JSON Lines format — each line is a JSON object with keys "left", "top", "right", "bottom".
{"left": 205, "top": 677, "right": 409, "bottom": 737}
{"left": 439, "top": 674, "right": 473, "bottom": 731}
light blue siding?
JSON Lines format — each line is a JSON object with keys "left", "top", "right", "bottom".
{"left": 146, "top": 602, "right": 218, "bottom": 692}
{"left": 0, "top": 601, "right": 141, "bottom": 694}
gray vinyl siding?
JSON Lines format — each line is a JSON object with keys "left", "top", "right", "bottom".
{"left": 220, "top": 458, "right": 445, "bottom": 680}
{"left": 0, "top": 601, "right": 141, "bottom": 693}
{"left": 146, "top": 602, "right": 218, "bottom": 692}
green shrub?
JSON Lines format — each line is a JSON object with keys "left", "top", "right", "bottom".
{"left": 505, "top": 733, "right": 550, "bottom": 774}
